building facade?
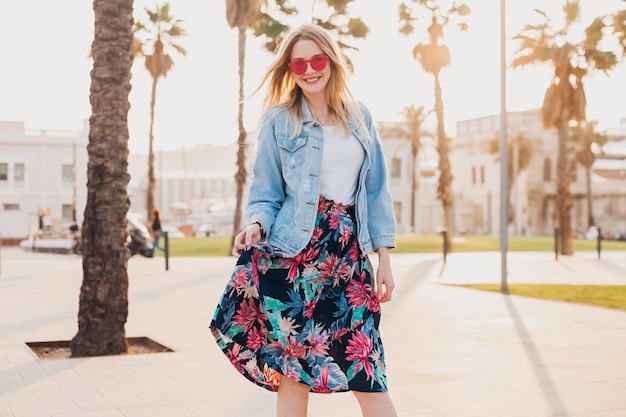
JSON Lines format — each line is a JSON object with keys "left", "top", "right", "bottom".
{"left": 0, "top": 121, "right": 88, "bottom": 240}
{"left": 450, "top": 110, "right": 626, "bottom": 236}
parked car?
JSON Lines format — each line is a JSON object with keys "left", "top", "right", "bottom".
{"left": 194, "top": 223, "right": 216, "bottom": 237}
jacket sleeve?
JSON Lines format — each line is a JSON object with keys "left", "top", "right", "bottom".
{"left": 244, "top": 110, "right": 285, "bottom": 234}
{"left": 361, "top": 104, "right": 397, "bottom": 250}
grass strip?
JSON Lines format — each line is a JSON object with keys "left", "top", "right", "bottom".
{"left": 456, "top": 284, "right": 626, "bottom": 312}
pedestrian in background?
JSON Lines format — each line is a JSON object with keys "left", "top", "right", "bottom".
{"left": 150, "top": 208, "right": 163, "bottom": 256}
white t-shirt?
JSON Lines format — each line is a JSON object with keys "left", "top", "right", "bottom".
{"left": 320, "top": 125, "right": 365, "bottom": 205}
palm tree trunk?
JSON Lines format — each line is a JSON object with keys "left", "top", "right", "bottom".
{"left": 556, "top": 121, "right": 573, "bottom": 255}
{"left": 585, "top": 166, "right": 595, "bottom": 228}
{"left": 71, "top": 0, "right": 133, "bottom": 357}
{"left": 147, "top": 76, "right": 158, "bottom": 219}
{"left": 433, "top": 73, "right": 453, "bottom": 250}
{"left": 410, "top": 144, "right": 417, "bottom": 233}
{"left": 231, "top": 24, "right": 248, "bottom": 251}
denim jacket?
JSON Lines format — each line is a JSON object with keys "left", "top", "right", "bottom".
{"left": 245, "top": 101, "right": 396, "bottom": 257}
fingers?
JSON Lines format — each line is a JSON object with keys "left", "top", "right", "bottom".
{"left": 376, "top": 277, "right": 395, "bottom": 303}
{"left": 231, "top": 224, "right": 262, "bottom": 257}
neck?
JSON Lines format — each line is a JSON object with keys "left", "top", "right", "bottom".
{"left": 306, "top": 97, "right": 333, "bottom": 126}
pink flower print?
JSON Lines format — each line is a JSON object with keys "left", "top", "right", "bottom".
{"left": 345, "top": 330, "right": 375, "bottom": 381}
{"left": 338, "top": 224, "right": 352, "bottom": 248}
{"left": 310, "top": 227, "right": 324, "bottom": 244}
{"left": 246, "top": 326, "right": 265, "bottom": 351}
{"left": 303, "top": 297, "right": 319, "bottom": 319}
{"left": 329, "top": 213, "right": 341, "bottom": 230}
{"left": 346, "top": 270, "right": 372, "bottom": 309}
{"left": 232, "top": 298, "right": 267, "bottom": 333}
{"left": 278, "top": 247, "right": 320, "bottom": 283}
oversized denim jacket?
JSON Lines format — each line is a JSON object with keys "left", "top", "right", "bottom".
{"left": 245, "top": 101, "right": 396, "bottom": 257}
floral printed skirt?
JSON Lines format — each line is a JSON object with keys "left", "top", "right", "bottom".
{"left": 210, "top": 197, "right": 388, "bottom": 393}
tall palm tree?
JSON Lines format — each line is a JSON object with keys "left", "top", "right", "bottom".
{"left": 488, "top": 131, "right": 534, "bottom": 229}
{"left": 134, "top": 3, "right": 187, "bottom": 220}
{"left": 398, "top": 0, "right": 470, "bottom": 249}
{"left": 71, "top": 0, "right": 134, "bottom": 357}
{"left": 570, "top": 121, "right": 607, "bottom": 229}
{"left": 512, "top": 0, "right": 617, "bottom": 255}
{"left": 383, "top": 105, "right": 433, "bottom": 232}
{"left": 226, "top": 0, "right": 273, "bottom": 249}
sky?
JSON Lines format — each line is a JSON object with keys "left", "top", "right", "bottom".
{"left": 1, "top": 1, "right": 625, "bottom": 155}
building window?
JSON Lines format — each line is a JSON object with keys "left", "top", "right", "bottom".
{"left": 480, "top": 166, "right": 485, "bottom": 184}
{"left": 62, "top": 204, "right": 74, "bottom": 221}
{"left": 390, "top": 157, "right": 401, "bottom": 179}
{"left": 569, "top": 160, "right": 577, "bottom": 182}
{"left": 2, "top": 203, "right": 19, "bottom": 210}
{"left": 62, "top": 164, "right": 73, "bottom": 184}
{"left": 0, "top": 163, "right": 7, "bottom": 181}
{"left": 543, "top": 158, "right": 552, "bottom": 182}
{"left": 472, "top": 166, "right": 476, "bottom": 184}
{"left": 15, "top": 163, "right": 25, "bottom": 182}
{"left": 393, "top": 201, "right": 402, "bottom": 223}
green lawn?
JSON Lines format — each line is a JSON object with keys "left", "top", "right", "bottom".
{"left": 156, "top": 234, "right": 625, "bottom": 312}
{"left": 157, "top": 234, "right": 626, "bottom": 257}
{"left": 456, "top": 284, "right": 626, "bottom": 312}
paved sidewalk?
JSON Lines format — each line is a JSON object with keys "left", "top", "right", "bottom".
{"left": 0, "top": 247, "right": 625, "bottom": 416}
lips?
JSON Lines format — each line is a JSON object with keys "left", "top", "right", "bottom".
{"left": 302, "top": 75, "right": 322, "bottom": 83}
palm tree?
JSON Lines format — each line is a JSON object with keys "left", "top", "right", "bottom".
{"left": 226, "top": 0, "right": 275, "bottom": 248}
{"left": 398, "top": 0, "right": 470, "bottom": 250}
{"left": 71, "top": 0, "right": 134, "bottom": 357}
{"left": 382, "top": 105, "right": 433, "bottom": 232}
{"left": 253, "top": 0, "right": 370, "bottom": 68}
{"left": 488, "top": 131, "right": 534, "bottom": 230}
{"left": 613, "top": 4, "right": 626, "bottom": 55}
{"left": 512, "top": 0, "right": 618, "bottom": 255}
{"left": 134, "top": 3, "right": 187, "bottom": 220}
{"left": 570, "top": 121, "right": 607, "bottom": 229}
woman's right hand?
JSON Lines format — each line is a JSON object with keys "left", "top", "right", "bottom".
{"left": 232, "top": 223, "right": 263, "bottom": 257}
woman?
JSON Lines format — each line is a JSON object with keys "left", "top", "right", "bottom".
{"left": 211, "top": 24, "right": 398, "bottom": 417}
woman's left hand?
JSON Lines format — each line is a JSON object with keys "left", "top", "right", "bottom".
{"left": 375, "top": 248, "right": 395, "bottom": 303}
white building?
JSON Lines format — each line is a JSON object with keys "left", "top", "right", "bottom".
{"left": 0, "top": 121, "right": 88, "bottom": 241}
{"left": 450, "top": 110, "right": 626, "bottom": 236}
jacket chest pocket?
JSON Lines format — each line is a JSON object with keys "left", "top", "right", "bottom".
{"left": 277, "top": 136, "right": 307, "bottom": 168}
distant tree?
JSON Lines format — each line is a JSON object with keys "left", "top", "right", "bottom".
{"left": 254, "top": 0, "right": 370, "bottom": 71}
{"left": 512, "top": 0, "right": 618, "bottom": 255}
{"left": 613, "top": 4, "right": 626, "bottom": 55}
{"left": 134, "top": 3, "right": 187, "bottom": 220}
{"left": 71, "top": 0, "right": 133, "bottom": 357}
{"left": 570, "top": 121, "right": 607, "bottom": 229}
{"left": 488, "top": 131, "right": 534, "bottom": 228}
{"left": 382, "top": 105, "right": 433, "bottom": 233}
{"left": 398, "top": 0, "right": 470, "bottom": 249}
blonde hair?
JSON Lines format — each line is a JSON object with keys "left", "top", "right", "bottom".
{"left": 256, "top": 23, "right": 367, "bottom": 138}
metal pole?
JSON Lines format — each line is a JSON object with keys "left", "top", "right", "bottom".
{"left": 164, "top": 231, "right": 169, "bottom": 271}
{"left": 499, "top": 0, "right": 508, "bottom": 290}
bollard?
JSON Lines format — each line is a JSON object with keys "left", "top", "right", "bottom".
{"left": 554, "top": 227, "right": 559, "bottom": 260}
{"left": 164, "top": 231, "right": 169, "bottom": 271}
{"left": 597, "top": 226, "right": 602, "bottom": 260}
{"left": 441, "top": 228, "right": 449, "bottom": 264}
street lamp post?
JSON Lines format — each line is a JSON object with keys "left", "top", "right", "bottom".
{"left": 500, "top": 0, "right": 508, "bottom": 290}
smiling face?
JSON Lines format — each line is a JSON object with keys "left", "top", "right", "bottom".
{"left": 289, "top": 39, "right": 330, "bottom": 101}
